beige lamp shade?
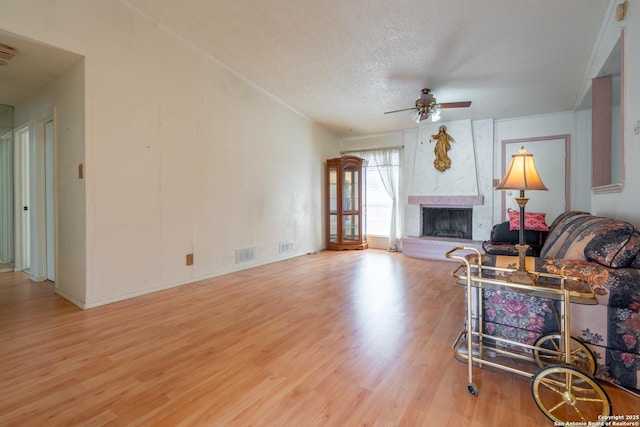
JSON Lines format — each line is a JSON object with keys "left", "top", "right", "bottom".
{"left": 496, "top": 147, "right": 548, "bottom": 191}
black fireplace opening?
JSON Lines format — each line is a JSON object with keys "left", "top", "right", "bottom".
{"left": 422, "top": 207, "right": 472, "bottom": 239}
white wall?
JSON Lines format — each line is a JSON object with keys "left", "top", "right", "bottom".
{"left": 471, "top": 119, "right": 495, "bottom": 240}
{"left": 406, "top": 120, "right": 478, "bottom": 197}
{"left": 342, "top": 118, "right": 494, "bottom": 242}
{"left": 586, "top": 1, "right": 640, "bottom": 226}
{"left": 0, "top": 0, "right": 339, "bottom": 308}
{"left": 345, "top": 109, "right": 595, "bottom": 244}
{"left": 402, "top": 120, "right": 493, "bottom": 241}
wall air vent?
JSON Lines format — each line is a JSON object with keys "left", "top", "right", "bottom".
{"left": 279, "top": 240, "right": 295, "bottom": 254}
{"left": 235, "top": 246, "right": 257, "bottom": 264}
{"left": 0, "top": 44, "right": 16, "bottom": 61}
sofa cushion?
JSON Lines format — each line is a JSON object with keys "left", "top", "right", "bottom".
{"left": 492, "top": 221, "right": 543, "bottom": 245}
{"left": 540, "top": 212, "right": 591, "bottom": 260}
{"left": 541, "top": 213, "right": 638, "bottom": 268}
{"left": 547, "top": 211, "right": 589, "bottom": 235}
{"left": 632, "top": 248, "right": 640, "bottom": 269}
{"left": 585, "top": 223, "right": 639, "bottom": 268}
{"left": 614, "top": 231, "right": 640, "bottom": 268}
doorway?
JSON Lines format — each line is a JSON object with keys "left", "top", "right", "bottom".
{"left": 500, "top": 135, "right": 570, "bottom": 223}
{"left": 10, "top": 116, "right": 56, "bottom": 282}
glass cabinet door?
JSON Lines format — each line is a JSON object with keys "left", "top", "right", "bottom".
{"left": 342, "top": 168, "right": 359, "bottom": 213}
{"left": 326, "top": 156, "right": 367, "bottom": 250}
{"left": 328, "top": 167, "right": 338, "bottom": 243}
{"left": 329, "top": 214, "right": 338, "bottom": 243}
{"left": 342, "top": 214, "right": 359, "bottom": 241}
{"left": 329, "top": 167, "right": 337, "bottom": 213}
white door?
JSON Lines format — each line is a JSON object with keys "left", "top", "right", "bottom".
{"left": 16, "top": 126, "right": 30, "bottom": 271}
{"left": 502, "top": 137, "right": 568, "bottom": 224}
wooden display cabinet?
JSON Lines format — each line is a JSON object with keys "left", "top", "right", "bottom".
{"left": 326, "top": 156, "right": 367, "bottom": 250}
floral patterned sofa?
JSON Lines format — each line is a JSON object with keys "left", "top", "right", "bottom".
{"left": 465, "top": 211, "right": 640, "bottom": 390}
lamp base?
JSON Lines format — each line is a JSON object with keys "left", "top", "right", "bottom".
{"left": 508, "top": 244, "right": 535, "bottom": 285}
{"left": 515, "top": 244, "right": 529, "bottom": 271}
{"left": 508, "top": 269, "right": 535, "bottom": 285}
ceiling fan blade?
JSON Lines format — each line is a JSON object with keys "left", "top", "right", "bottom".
{"left": 384, "top": 107, "right": 416, "bottom": 114}
{"left": 439, "top": 101, "right": 472, "bottom": 109}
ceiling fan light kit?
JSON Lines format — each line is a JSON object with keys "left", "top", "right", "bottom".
{"left": 385, "top": 88, "right": 471, "bottom": 123}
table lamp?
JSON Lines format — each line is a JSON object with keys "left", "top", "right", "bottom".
{"left": 496, "top": 146, "right": 548, "bottom": 283}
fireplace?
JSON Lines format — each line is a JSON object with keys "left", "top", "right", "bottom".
{"left": 404, "top": 195, "right": 485, "bottom": 260}
{"left": 422, "top": 207, "right": 472, "bottom": 239}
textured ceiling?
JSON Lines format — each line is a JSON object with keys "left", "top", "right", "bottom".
{"left": 121, "top": 0, "right": 609, "bottom": 137}
{"left": 1, "top": 1, "right": 611, "bottom": 138}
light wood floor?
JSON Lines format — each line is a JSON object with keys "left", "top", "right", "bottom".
{"left": 0, "top": 250, "right": 637, "bottom": 426}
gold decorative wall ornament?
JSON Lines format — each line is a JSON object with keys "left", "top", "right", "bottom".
{"left": 616, "top": 1, "right": 627, "bottom": 21}
{"left": 430, "top": 125, "right": 455, "bottom": 172}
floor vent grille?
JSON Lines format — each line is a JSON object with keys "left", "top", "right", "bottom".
{"left": 235, "top": 246, "right": 257, "bottom": 264}
{"left": 279, "top": 241, "right": 295, "bottom": 254}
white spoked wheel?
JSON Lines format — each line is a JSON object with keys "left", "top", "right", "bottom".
{"left": 531, "top": 365, "right": 611, "bottom": 426}
{"left": 533, "top": 334, "right": 596, "bottom": 375}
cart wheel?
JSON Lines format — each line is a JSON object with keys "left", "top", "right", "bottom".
{"left": 467, "top": 383, "right": 478, "bottom": 395}
{"left": 533, "top": 334, "right": 596, "bottom": 375}
{"left": 531, "top": 365, "right": 611, "bottom": 425}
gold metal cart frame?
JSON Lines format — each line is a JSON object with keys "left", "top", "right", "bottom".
{"left": 445, "top": 246, "right": 612, "bottom": 425}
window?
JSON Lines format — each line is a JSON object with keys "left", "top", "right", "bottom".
{"left": 365, "top": 165, "right": 395, "bottom": 236}
{"left": 344, "top": 148, "right": 401, "bottom": 250}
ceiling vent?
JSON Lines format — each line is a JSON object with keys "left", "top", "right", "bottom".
{"left": 0, "top": 44, "right": 16, "bottom": 61}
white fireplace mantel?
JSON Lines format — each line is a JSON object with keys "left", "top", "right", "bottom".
{"left": 408, "top": 195, "right": 484, "bottom": 206}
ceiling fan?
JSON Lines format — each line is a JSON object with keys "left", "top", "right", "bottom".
{"left": 384, "top": 88, "right": 472, "bottom": 123}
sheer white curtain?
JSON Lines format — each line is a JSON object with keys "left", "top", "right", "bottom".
{"left": 352, "top": 148, "right": 402, "bottom": 251}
